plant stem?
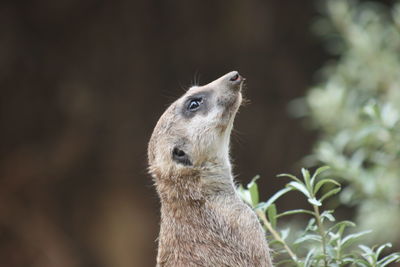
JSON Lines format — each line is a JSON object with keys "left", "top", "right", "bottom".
{"left": 313, "top": 205, "right": 328, "bottom": 267}
{"left": 256, "top": 210, "right": 298, "bottom": 263}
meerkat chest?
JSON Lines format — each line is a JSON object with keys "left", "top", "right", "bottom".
{"left": 204, "top": 196, "right": 265, "bottom": 242}
{"left": 158, "top": 196, "right": 271, "bottom": 266}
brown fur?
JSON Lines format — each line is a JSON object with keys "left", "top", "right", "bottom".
{"left": 148, "top": 72, "right": 273, "bottom": 267}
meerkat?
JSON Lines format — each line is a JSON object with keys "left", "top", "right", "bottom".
{"left": 148, "top": 71, "right": 273, "bottom": 267}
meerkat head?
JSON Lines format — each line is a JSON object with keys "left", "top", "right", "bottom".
{"left": 148, "top": 71, "right": 245, "bottom": 187}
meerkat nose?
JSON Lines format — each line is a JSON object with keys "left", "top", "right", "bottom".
{"left": 226, "top": 71, "right": 245, "bottom": 89}
{"left": 229, "top": 72, "right": 240, "bottom": 82}
{"left": 209, "top": 71, "right": 245, "bottom": 90}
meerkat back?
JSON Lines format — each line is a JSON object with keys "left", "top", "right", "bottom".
{"left": 148, "top": 71, "right": 273, "bottom": 267}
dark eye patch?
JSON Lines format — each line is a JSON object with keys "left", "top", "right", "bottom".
{"left": 181, "top": 90, "right": 212, "bottom": 119}
{"left": 172, "top": 147, "right": 192, "bottom": 166}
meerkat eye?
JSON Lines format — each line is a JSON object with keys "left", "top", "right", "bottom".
{"left": 172, "top": 147, "right": 192, "bottom": 166}
{"left": 174, "top": 148, "right": 185, "bottom": 157}
{"left": 187, "top": 98, "right": 202, "bottom": 111}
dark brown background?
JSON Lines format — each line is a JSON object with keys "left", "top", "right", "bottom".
{"left": 0, "top": 0, "right": 368, "bottom": 266}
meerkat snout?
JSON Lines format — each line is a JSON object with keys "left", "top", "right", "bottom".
{"left": 148, "top": 71, "right": 273, "bottom": 267}
{"left": 206, "top": 70, "right": 244, "bottom": 92}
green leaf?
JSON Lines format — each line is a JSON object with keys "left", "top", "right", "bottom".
{"left": 310, "top": 166, "right": 330, "bottom": 188}
{"left": 294, "top": 234, "right": 321, "bottom": 245}
{"left": 302, "top": 168, "right": 312, "bottom": 193}
{"left": 280, "top": 228, "right": 290, "bottom": 241}
{"left": 308, "top": 197, "right": 322, "bottom": 206}
{"left": 359, "top": 244, "right": 374, "bottom": 256}
{"left": 328, "top": 220, "right": 356, "bottom": 236}
{"left": 267, "top": 204, "right": 277, "bottom": 229}
{"left": 359, "top": 246, "right": 375, "bottom": 265}
{"left": 327, "top": 232, "right": 340, "bottom": 245}
{"left": 321, "top": 210, "right": 335, "bottom": 222}
{"left": 277, "top": 173, "right": 302, "bottom": 183}
{"left": 351, "top": 258, "right": 370, "bottom": 267}
{"left": 341, "top": 230, "right": 372, "bottom": 249}
{"left": 287, "top": 181, "right": 311, "bottom": 198}
{"left": 268, "top": 239, "right": 283, "bottom": 247}
{"left": 256, "top": 187, "right": 293, "bottom": 212}
{"left": 375, "top": 243, "right": 392, "bottom": 259}
{"left": 378, "top": 253, "right": 400, "bottom": 267}
{"left": 237, "top": 185, "right": 252, "bottom": 205}
{"left": 247, "top": 175, "right": 260, "bottom": 206}
{"left": 342, "top": 257, "right": 358, "bottom": 264}
{"left": 304, "top": 248, "right": 316, "bottom": 267}
{"left": 305, "top": 218, "right": 317, "bottom": 232}
{"left": 319, "top": 187, "right": 341, "bottom": 202}
{"left": 276, "top": 209, "right": 315, "bottom": 218}
{"left": 314, "top": 178, "right": 340, "bottom": 195}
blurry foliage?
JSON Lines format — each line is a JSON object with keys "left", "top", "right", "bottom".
{"left": 239, "top": 167, "right": 400, "bottom": 266}
{"left": 240, "top": 0, "right": 400, "bottom": 264}
{"left": 290, "top": 0, "right": 400, "bottom": 245}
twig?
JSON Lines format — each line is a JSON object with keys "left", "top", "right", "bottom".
{"left": 256, "top": 210, "right": 298, "bottom": 263}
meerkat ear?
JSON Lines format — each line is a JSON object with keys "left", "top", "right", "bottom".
{"left": 172, "top": 147, "right": 192, "bottom": 166}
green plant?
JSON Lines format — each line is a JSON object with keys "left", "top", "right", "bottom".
{"left": 238, "top": 167, "right": 400, "bottom": 266}
{"left": 290, "top": 0, "right": 400, "bottom": 245}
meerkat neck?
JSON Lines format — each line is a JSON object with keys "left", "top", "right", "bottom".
{"left": 156, "top": 160, "right": 236, "bottom": 206}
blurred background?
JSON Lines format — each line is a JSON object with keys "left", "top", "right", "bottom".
{"left": 1, "top": 0, "right": 398, "bottom": 266}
